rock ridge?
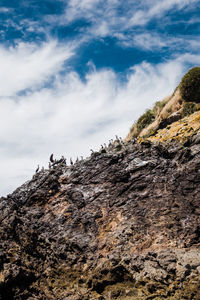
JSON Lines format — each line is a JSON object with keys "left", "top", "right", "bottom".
{"left": 0, "top": 133, "right": 200, "bottom": 299}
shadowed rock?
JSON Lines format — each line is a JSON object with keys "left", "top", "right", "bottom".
{"left": 0, "top": 134, "right": 200, "bottom": 299}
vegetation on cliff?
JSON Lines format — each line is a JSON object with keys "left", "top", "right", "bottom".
{"left": 126, "top": 68, "right": 200, "bottom": 141}
{"left": 128, "top": 99, "right": 169, "bottom": 138}
{"left": 180, "top": 67, "right": 200, "bottom": 103}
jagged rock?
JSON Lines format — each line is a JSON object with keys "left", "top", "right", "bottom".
{"left": 158, "top": 111, "right": 182, "bottom": 130}
{"left": 0, "top": 135, "right": 200, "bottom": 299}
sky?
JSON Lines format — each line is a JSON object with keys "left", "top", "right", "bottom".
{"left": 0, "top": 0, "right": 200, "bottom": 195}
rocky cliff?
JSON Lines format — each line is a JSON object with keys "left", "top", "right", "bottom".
{"left": 0, "top": 111, "right": 200, "bottom": 299}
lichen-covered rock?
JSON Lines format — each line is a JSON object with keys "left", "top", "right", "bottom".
{"left": 148, "top": 110, "right": 200, "bottom": 144}
{"left": 0, "top": 133, "right": 200, "bottom": 299}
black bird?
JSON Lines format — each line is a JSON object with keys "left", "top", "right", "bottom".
{"left": 61, "top": 156, "right": 66, "bottom": 164}
{"left": 70, "top": 158, "right": 73, "bottom": 165}
{"left": 50, "top": 153, "right": 54, "bottom": 163}
{"left": 35, "top": 165, "right": 39, "bottom": 173}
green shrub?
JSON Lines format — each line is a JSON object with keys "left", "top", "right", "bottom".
{"left": 180, "top": 67, "right": 200, "bottom": 103}
{"left": 152, "top": 100, "right": 167, "bottom": 115}
{"left": 129, "top": 98, "right": 169, "bottom": 139}
{"left": 137, "top": 109, "right": 155, "bottom": 131}
{"left": 181, "top": 102, "right": 200, "bottom": 117}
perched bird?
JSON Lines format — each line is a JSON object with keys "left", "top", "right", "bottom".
{"left": 54, "top": 158, "right": 62, "bottom": 165}
{"left": 70, "top": 158, "right": 73, "bottom": 165}
{"left": 61, "top": 156, "right": 66, "bottom": 164}
{"left": 115, "top": 135, "right": 120, "bottom": 143}
{"left": 50, "top": 153, "right": 54, "bottom": 163}
{"left": 35, "top": 165, "right": 39, "bottom": 173}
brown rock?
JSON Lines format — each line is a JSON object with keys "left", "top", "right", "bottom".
{"left": 0, "top": 135, "right": 200, "bottom": 299}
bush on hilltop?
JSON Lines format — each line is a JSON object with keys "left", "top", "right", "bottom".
{"left": 180, "top": 67, "right": 200, "bottom": 103}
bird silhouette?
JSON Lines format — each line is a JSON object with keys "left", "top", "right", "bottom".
{"left": 50, "top": 154, "right": 54, "bottom": 163}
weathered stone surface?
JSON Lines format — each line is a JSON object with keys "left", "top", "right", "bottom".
{"left": 0, "top": 135, "right": 200, "bottom": 299}
{"left": 158, "top": 111, "right": 182, "bottom": 130}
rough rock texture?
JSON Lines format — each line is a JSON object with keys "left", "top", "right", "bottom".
{"left": 0, "top": 133, "right": 200, "bottom": 299}
{"left": 148, "top": 111, "right": 200, "bottom": 145}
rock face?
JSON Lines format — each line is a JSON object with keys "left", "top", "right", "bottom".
{"left": 0, "top": 133, "right": 200, "bottom": 299}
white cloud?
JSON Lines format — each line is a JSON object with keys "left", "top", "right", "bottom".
{"left": 65, "top": 0, "right": 101, "bottom": 23}
{"left": 0, "top": 38, "right": 199, "bottom": 196}
{"left": 36, "top": 0, "right": 200, "bottom": 60}
{"left": 123, "top": 33, "right": 167, "bottom": 50}
{"left": 0, "top": 7, "right": 11, "bottom": 13}
{"left": 0, "top": 41, "right": 74, "bottom": 97}
{"left": 128, "top": 0, "right": 198, "bottom": 27}
{"left": 61, "top": 0, "right": 198, "bottom": 41}
{"left": 115, "top": 30, "right": 200, "bottom": 55}
{"left": 149, "top": 0, "right": 197, "bottom": 15}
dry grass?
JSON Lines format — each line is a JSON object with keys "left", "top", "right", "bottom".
{"left": 126, "top": 88, "right": 183, "bottom": 141}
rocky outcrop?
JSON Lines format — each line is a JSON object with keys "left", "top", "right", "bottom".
{"left": 126, "top": 85, "right": 200, "bottom": 141}
{"left": 0, "top": 131, "right": 200, "bottom": 299}
{"left": 148, "top": 111, "right": 200, "bottom": 145}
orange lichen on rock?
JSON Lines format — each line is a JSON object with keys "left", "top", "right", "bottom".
{"left": 148, "top": 110, "right": 200, "bottom": 143}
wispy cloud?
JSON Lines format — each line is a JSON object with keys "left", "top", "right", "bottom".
{"left": 128, "top": 0, "right": 198, "bottom": 27}
{"left": 0, "top": 7, "right": 11, "bottom": 13}
{"left": 1, "top": 0, "right": 199, "bottom": 53}
{"left": 0, "top": 41, "right": 74, "bottom": 97}
{"left": 119, "top": 33, "right": 167, "bottom": 50}
{"left": 62, "top": 0, "right": 198, "bottom": 39}
{"left": 117, "top": 32, "right": 200, "bottom": 53}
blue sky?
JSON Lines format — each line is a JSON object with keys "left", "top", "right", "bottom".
{"left": 0, "top": 0, "right": 200, "bottom": 195}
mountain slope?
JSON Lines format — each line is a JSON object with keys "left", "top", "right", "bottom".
{"left": 0, "top": 129, "right": 200, "bottom": 299}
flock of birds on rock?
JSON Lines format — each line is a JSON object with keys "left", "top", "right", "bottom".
{"left": 35, "top": 135, "right": 137, "bottom": 174}
{"left": 35, "top": 154, "right": 67, "bottom": 174}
